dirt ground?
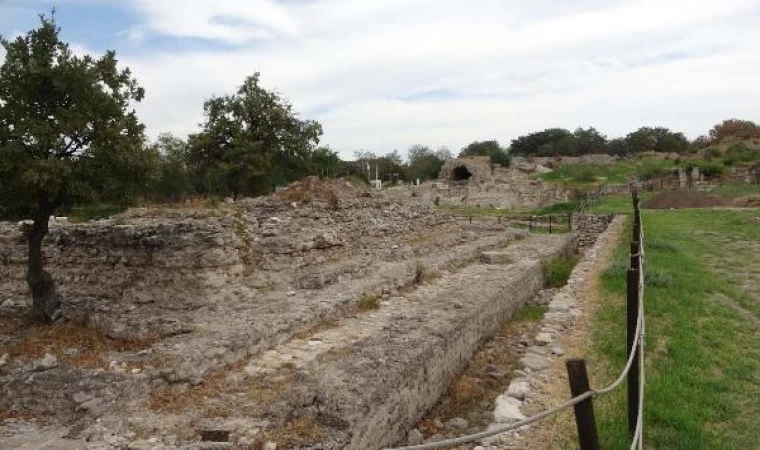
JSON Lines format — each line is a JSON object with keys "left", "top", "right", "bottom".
{"left": 641, "top": 190, "right": 728, "bottom": 209}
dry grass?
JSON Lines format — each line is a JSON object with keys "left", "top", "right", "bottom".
{"left": 414, "top": 261, "right": 441, "bottom": 285}
{"left": 356, "top": 293, "right": 379, "bottom": 311}
{"left": 260, "top": 414, "right": 327, "bottom": 449}
{"left": 274, "top": 179, "right": 340, "bottom": 209}
{"left": 1, "top": 320, "right": 157, "bottom": 369}
{"left": 291, "top": 317, "right": 339, "bottom": 340}
{"left": 149, "top": 362, "right": 293, "bottom": 419}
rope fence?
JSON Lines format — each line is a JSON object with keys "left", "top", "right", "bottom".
{"left": 387, "top": 190, "right": 646, "bottom": 450}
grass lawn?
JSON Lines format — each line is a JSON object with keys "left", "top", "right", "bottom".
{"left": 539, "top": 160, "right": 677, "bottom": 188}
{"left": 588, "top": 207, "right": 760, "bottom": 449}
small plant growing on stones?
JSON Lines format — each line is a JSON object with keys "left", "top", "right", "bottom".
{"left": 357, "top": 292, "right": 379, "bottom": 311}
{"left": 414, "top": 261, "right": 440, "bottom": 284}
{"left": 542, "top": 256, "right": 577, "bottom": 288}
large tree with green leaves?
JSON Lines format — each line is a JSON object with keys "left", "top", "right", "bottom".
{"left": 459, "top": 140, "right": 510, "bottom": 166}
{"left": 0, "top": 16, "right": 147, "bottom": 321}
{"left": 189, "top": 73, "right": 323, "bottom": 197}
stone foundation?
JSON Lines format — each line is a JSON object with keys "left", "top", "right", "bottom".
{"left": 571, "top": 213, "right": 616, "bottom": 250}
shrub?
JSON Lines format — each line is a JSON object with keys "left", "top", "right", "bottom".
{"left": 414, "top": 261, "right": 440, "bottom": 284}
{"left": 575, "top": 167, "right": 599, "bottom": 183}
{"left": 356, "top": 293, "right": 379, "bottom": 311}
{"left": 696, "top": 161, "right": 725, "bottom": 179}
{"left": 722, "top": 143, "right": 760, "bottom": 166}
{"left": 543, "top": 256, "right": 577, "bottom": 288}
{"left": 512, "top": 304, "right": 547, "bottom": 322}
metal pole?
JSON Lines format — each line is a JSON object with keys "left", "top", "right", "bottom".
{"left": 566, "top": 358, "right": 601, "bottom": 450}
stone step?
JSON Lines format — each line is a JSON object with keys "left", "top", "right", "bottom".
{"left": 197, "top": 234, "right": 575, "bottom": 449}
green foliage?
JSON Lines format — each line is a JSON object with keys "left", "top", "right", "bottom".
{"left": 0, "top": 15, "right": 147, "bottom": 221}
{"left": 459, "top": 140, "right": 510, "bottom": 166}
{"left": 310, "top": 147, "right": 343, "bottom": 177}
{"left": 65, "top": 204, "right": 126, "bottom": 222}
{"left": 593, "top": 210, "right": 760, "bottom": 449}
{"left": 511, "top": 304, "right": 547, "bottom": 322}
{"left": 686, "top": 160, "right": 725, "bottom": 178}
{"left": 542, "top": 256, "right": 577, "bottom": 288}
{"left": 722, "top": 143, "right": 760, "bottom": 166}
{"left": 188, "top": 72, "right": 322, "bottom": 197}
{"left": 636, "top": 162, "right": 674, "bottom": 181}
{"left": 149, "top": 133, "right": 193, "bottom": 202}
{"left": 407, "top": 144, "right": 448, "bottom": 181}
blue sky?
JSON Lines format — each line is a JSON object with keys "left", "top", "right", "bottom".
{"left": 2, "top": 0, "right": 760, "bottom": 159}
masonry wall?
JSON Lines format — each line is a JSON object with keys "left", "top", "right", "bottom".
{"left": 0, "top": 219, "right": 244, "bottom": 318}
{"left": 571, "top": 213, "right": 616, "bottom": 250}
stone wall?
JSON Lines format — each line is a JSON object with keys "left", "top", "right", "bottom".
{"left": 438, "top": 156, "right": 492, "bottom": 184}
{"left": 0, "top": 219, "right": 244, "bottom": 322}
{"left": 571, "top": 213, "right": 616, "bottom": 249}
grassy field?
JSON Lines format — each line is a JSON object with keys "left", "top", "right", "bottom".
{"left": 539, "top": 160, "right": 677, "bottom": 187}
{"left": 587, "top": 205, "right": 760, "bottom": 449}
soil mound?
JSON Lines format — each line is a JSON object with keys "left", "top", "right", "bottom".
{"left": 641, "top": 190, "right": 728, "bottom": 209}
{"left": 732, "top": 195, "right": 760, "bottom": 208}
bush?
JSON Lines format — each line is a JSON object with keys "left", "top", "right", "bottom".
{"left": 722, "top": 143, "right": 760, "bottom": 166}
{"left": 696, "top": 161, "right": 725, "bottom": 179}
{"left": 543, "top": 256, "right": 577, "bottom": 288}
{"left": 575, "top": 167, "right": 599, "bottom": 183}
{"left": 414, "top": 261, "right": 440, "bottom": 284}
{"left": 357, "top": 293, "right": 379, "bottom": 311}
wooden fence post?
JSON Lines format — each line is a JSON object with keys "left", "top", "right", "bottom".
{"left": 566, "top": 358, "right": 601, "bottom": 450}
{"left": 549, "top": 215, "right": 553, "bottom": 234}
{"left": 627, "top": 261, "right": 641, "bottom": 438}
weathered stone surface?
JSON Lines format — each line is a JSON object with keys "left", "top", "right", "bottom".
{"left": 480, "top": 251, "right": 511, "bottom": 265}
{"left": 506, "top": 381, "right": 531, "bottom": 400}
{"left": 493, "top": 395, "right": 526, "bottom": 423}
{"left": 520, "top": 353, "right": 550, "bottom": 371}
{"left": 535, "top": 333, "right": 552, "bottom": 345}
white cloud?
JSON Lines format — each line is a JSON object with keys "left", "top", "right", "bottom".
{"left": 111, "top": 0, "right": 760, "bottom": 158}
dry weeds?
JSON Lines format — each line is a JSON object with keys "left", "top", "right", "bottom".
{"left": 1, "top": 320, "right": 157, "bottom": 369}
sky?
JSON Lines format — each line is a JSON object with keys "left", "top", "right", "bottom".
{"left": 1, "top": 0, "right": 759, "bottom": 159}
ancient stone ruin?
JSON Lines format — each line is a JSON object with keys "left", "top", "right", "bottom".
{"left": 0, "top": 178, "right": 618, "bottom": 450}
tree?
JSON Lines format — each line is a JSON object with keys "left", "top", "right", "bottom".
{"left": 150, "top": 133, "right": 193, "bottom": 201}
{"left": 310, "top": 147, "right": 343, "bottom": 177}
{"left": 709, "top": 119, "right": 760, "bottom": 142}
{"left": 624, "top": 127, "right": 657, "bottom": 154}
{"left": 624, "top": 127, "right": 689, "bottom": 154}
{"left": 189, "top": 73, "right": 322, "bottom": 197}
{"left": 509, "top": 129, "right": 573, "bottom": 156}
{"left": 573, "top": 127, "right": 608, "bottom": 155}
{"left": 408, "top": 144, "right": 445, "bottom": 181}
{"left": 0, "top": 15, "right": 146, "bottom": 320}
{"left": 459, "top": 140, "right": 510, "bottom": 166}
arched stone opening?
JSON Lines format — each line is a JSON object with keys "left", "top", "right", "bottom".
{"left": 452, "top": 165, "right": 473, "bottom": 182}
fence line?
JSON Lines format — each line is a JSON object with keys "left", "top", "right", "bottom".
{"left": 387, "top": 191, "right": 646, "bottom": 450}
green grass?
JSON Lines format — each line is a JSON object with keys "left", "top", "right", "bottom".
{"left": 64, "top": 203, "right": 127, "bottom": 222}
{"left": 711, "top": 183, "right": 760, "bottom": 198}
{"left": 512, "top": 304, "right": 548, "bottom": 322}
{"left": 539, "top": 160, "right": 677, "bottom": 187}
{"left": 543, "top": 256, "right": 578, "bottom": 288}
{"left": 589, "top": 208, "right": 760, "bottom": 449}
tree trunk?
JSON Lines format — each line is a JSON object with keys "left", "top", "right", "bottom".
{"left": 26, "top": 212, "right": 61, "bottom": 322}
